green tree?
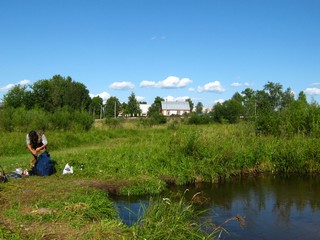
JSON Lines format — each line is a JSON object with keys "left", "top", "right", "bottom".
{"left": 48, "top": 75, "right": 91, "bottom": 111}
{"left": 211, "top": 102, "right": 224, "bottom": 123}
{"left": 31, "top": 79, "right": 53, "bottom": 111}
{"left": 105, "top": 96, "right": 121, "bottom": 118}
{"left": 223, "top": 99, "right": 243, "bottom": 123}
{"left": 241, "top": 88, "right": 256, "bottom": 120}
{"left": 3, "top": 85, "right": 31, "bottom": 109}
{"left": 148, "top": 96, "right": 164, "bottom": 116}
{"left": 127, "top": 92, "right": 140, "bottom": 117}
{"left": 263, "top": 81, "right": 283, "bottom": 111}
{"left": 186, "top": 98, "right": 194, "bottom": 112}
{"left": 90, "top": 96, "right": 103, "bottom": 118}
{"left": 195, "top": 102, "right": 203, "bottom": 115}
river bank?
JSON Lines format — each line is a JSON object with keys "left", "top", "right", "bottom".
{"left": 1, "top": 120, "right": 320, "bottom": 239}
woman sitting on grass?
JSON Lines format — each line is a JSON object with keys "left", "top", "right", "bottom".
{"left": 26, "top": 130, "right": 48, "bottom": 169}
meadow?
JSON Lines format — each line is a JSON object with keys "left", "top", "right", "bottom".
{"left": 1, "top": 119, "right": 320, "bottom": 239}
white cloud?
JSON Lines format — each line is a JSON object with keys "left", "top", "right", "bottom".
{"left": 19, "top": 79, "right": 30, "bottom": 85}
{"left": 188, "top": 87, "right": 195, "bottom": 92}
{"left": 0, "top": 83, "right": 15, "bottom": 92}
{"left": 136, "top": 96, "right": 145, "bottom": 102}
{"left": 164, "top": 95, "right": 189, "bottom": 102}
{"left": 140, "top": 76, "right": 192, "bottom": 88}
{"left": 198, "top": 81, "right": 225, "bottom": 93}
{"left": 90, "top": 92, "right": 111, "bottom": 103}
{"left": 310, "top": 82, "right": 320, "bottom": 86}
{"left": 109, "top": 81, "right": 135, "bottom": 90}
{"left": 305, "top": 88, "right": 320, "bottom": 95}
{"left": 231, "top": 82, "right": 251, "bottom": 87}
{"left": 140, "top": 80, "right": 157, "bottom": 88}
{"left": 0, "top": 79, "right": 31, "bottom": 92}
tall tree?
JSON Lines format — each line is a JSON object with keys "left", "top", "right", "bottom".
{"left": 127, "top": 92, "right": 140, "bottom": 117}
{"left": 195, "top": 102, "right": 203, "bottom": 115}
{"left": 263, "top": 81, "right": 283, "bottom": 111}
{"left": 48, "top": 75, "right": 91, "bottom": 111}
{"left": 148, "top": 96, "right": 164, "bottom": 116}
{"left": 90, "top": 96, "right": 103, "bottom": 118}
{"left": 3, "top": 85, "right": 31, "bottom": 109}
{"left": 186, "top": 98, "right": 194, "bottom": 112}
{"left": 31, "top": 79, "right": 53, "bottom": 111}
{"left": 241, "top": 88, "right": 256, "bottom": 120}
{"left": 105, "top": 96, "right": 121, "bottom": 118}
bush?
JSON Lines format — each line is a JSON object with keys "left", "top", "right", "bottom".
{"left": 0, "top": 107, "right": 93, "bottom": 132}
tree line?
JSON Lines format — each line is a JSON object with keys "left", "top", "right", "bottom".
{"left": 1, "top": 75, "right": 320, "bottom": 137}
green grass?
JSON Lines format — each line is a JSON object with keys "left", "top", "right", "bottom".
{"left": 1, "top": 120, "right": 320, "bottom": 239}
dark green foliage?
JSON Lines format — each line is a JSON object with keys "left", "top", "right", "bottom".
{"left": 138, "top": 113, "right": 167, "bottom": 127}
{"left": 188, "top": 112, "right": 211, "bottom": 125}
{"left": 148, "top": 96, "right": 164, "bottom": 116}
{"left": 126, "top": 92, "right": 140, "bottom": 117}
{"left": 104, "top": 96, "right": 121, "bottom": 118}
{"left": 3, "top": 75, "right": 92, "bottom": 112}
{"left": 0, "top": 107, "right": 93, "bottom": 132}
{"left": 186, "top": 98, "right": 194, "bottom": 111}
{"left": 150, "top": 112, "right": 167, "bottom": 124}
{"left": 3, "top": 85, "right": 30, "bottom": 109}
{"left": 90, "top": 96, "right": 103, "bottom": 118}
{"left": 195, "top": 102, "right": 204, "bottom": 114}
{"left": 211, "top": 99, "right": 243, "bottom": 124}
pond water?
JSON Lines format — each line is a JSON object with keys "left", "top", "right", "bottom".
{"left": 113, "top": 175, "right": 320, "bottom": 239}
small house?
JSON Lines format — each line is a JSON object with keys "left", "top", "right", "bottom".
{"left": 139, "top": 104, "right": 151, "bottom": 117}
{"left": 161, "top": 101, "right": 190, "bottom": 116}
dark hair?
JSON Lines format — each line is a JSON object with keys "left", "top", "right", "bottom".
{"left": 29, "top": 130, "right": 39, "bottom": 149}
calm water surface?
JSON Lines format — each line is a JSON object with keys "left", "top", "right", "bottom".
{"left": 113, "top": 175, "right": 320, "bottom": 239}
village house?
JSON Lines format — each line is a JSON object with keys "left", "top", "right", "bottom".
{"left": 161, "top": 101, "right": 191, "bottom": 116}
{"left": 139, "top": 104, "right": 151, "bottom": 117}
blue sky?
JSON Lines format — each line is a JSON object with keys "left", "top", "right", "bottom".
{"left": 1, "top": 0, "right": 320, "bottom": 107}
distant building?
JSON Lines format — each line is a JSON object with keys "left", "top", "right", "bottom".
{"left": 161, "top": 101, "right": 190, "bottom": 116}
{"left": 139, "top": 104, "right": 151, "bottom": 117}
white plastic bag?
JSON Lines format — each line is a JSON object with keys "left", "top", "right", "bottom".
{"left": 62, "top": 163, "right": 73, "bottom": 175}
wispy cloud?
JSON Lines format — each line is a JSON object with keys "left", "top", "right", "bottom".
{"left": 109, "top": 81, "right": 135, "bottom": 90}
{"left": 150, "top": 36, "right": 166, "bottom": 41}
{"left": 231, "top": 82, "right": 251, "bottom": 87}
{"left": 140, "top": 76, "right": 192, "bottom": 88}
{"left": 0, "top": 79, "right": 30, "bottom": 92}
{"left": 310, "top": 82, "right": 320, "bottom": 86}
{"left": 305, "top": 88, "right": 320, "bottom": 95}
{"left": 198, "top": 81, "right": 225, "bottom": 93}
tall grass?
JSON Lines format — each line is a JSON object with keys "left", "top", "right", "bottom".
{"left": 2, "top": 121, "right": 320, "bottom": 195}
{"left": 133, "top": 192, "right": 216, "bottom": 240}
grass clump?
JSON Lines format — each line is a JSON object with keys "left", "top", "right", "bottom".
{"left": 133, "top": 192, "right": 214, "bottom": 240}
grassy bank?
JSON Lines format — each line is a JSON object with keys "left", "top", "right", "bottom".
{"left": 1, "top": 120, "right": 320, "bottom": 238}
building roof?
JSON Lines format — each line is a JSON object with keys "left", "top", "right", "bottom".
{"left": 161, "top": 101, "right": 190, "bottom": 111}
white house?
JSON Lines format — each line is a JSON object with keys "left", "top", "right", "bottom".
{"left": 139, "top": 104, "right": 151, "bottom": 117}
{"left": 161, "top": 101, "right": 190, "bottom": 116}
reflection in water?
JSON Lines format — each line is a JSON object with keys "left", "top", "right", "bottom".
{"left": 113, "top": 175, "right": 320, "bottom": 239}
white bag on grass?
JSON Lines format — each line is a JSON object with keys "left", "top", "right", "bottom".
{"left": 63, "top": 163, "right": 73, "bottom": 175}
